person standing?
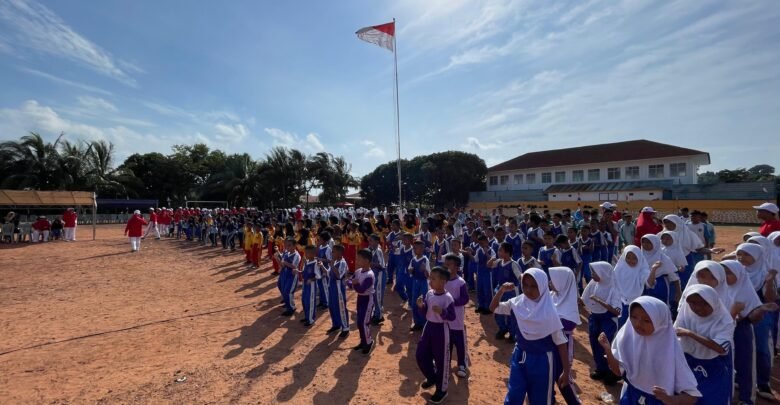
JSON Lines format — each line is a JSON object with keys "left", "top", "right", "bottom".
{"left": 142, "top": 207, "right": 161, "bottom": 240}
{"left": 62, "top": 208, "right": 78, "bottom": 241}
{"left": 125, "top": 210, "right": 148, "bottom": 252}
{"left": 754, "top": 203, "right": 780, "bottom": 237}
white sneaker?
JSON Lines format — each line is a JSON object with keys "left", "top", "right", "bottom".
{"left": 456, "top": 366, "right": 467, "bottom": 377}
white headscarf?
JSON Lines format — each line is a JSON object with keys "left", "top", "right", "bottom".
{"left": 663, "top": 215, "right": 702, "bottom": 254}
{"left": 737, "top": 243, "right": 767, "bottom": 290}
{"left": 743, "top": 231, "right": 761, "bottom": 241}
{"left": 687, "top": 260, "right": 728, "bottom": 298}
{"left": 641, "top": 234, "right": 678, "bottom": 278}
{"left": 614, "top": 246, "right": 650, "bottom": 305}
{"left": 675, "top": 284, "right": 734, "bottom": 360}
{"left": 549, "top": 267, "right": 581, "bottom": 325}
{"left": 582, "top": 262, "right": 620, "bottom": 314}
{"left": 769, "top": 232, "right": 780, "bottom": 283}
{"left": 660, "top": 230, "right": 688, "bottom": 268}
{"left": 721, "top": 260, "right": 762, "bottom": 318}
{"left": 612, "top": 296, "right": 700, "bottom": 397}
{"left": 748, "top": 236, "right": 776, "bottom": 272}
{"left": 508, "top": 268, "right": 564, "bottom": 341}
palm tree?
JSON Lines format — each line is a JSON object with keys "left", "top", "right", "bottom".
{"left": 84, "top": 140, "right": 137, "bottom": 197}
{"left": 0, "top": 132, "right": 68, "bottom": 189}
{"left": 203, "top": 153, "right": 258, "bottom": 206}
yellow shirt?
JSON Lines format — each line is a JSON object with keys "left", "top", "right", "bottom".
{"left": 244, "top": 231, "right": 254, "bottom": 250}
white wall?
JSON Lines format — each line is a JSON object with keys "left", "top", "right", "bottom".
{"left": 546, "top": 190, "right": 664, "bottom": 202}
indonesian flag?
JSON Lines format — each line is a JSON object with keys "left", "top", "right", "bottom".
{"left": 356, "top": 21, "right": 395, "bottom": 52}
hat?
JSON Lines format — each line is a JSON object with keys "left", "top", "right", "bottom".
{"left": 134, "top": 210, "right": 141, "bottom": 215}
{"left": 641, "top": 206, "right": 655, "bottom": 213}
{"left": 753, "top": 202, "right": 779, "bottom": 214}
{"left": 600, "top": 202, "right": 616, "bottom": 210}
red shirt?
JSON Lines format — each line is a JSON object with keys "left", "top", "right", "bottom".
{"left": 149, "top": 212, "right": 158, "bottom": 223}
{"left": 32, "top": 219, "right": 51, "bottom": 231}
{"left": 63, "top": 210, "right": 78, "bottom": 227}
{"left": 760, "top": 219, "right": 780, "bottom": 237}
{"left": 125, "top": 215, "right": 148, "bottom": 237}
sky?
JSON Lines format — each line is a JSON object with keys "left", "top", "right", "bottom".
{"left": 0, "top": 0, "right": 778, "bottom": 177}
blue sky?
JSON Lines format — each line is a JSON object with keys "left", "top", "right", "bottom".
{"left": 0, "top": 0, "right": 778, "bottom": 177}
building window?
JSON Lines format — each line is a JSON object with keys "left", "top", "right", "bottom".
{"left": 625, "top": 166, "right": 639, "bottom": 180}
{"left": 649, "top": 164, "right": 664, "bottom": 178}
{"left": 555, "top": 171, "right": 566, "bottom": 183}
{"left": 670, "top": 163, "right": 686, "bottom": 177}
{"left": 587, "top": 169, "right": 600, "bottom": 181}
{"left": 526, "top": 173, "right": 536, "bottom": 184}
{"left": 607, "top": 167, "right": 620, "bottom": 180}
{"left": 572, "top": 170, "right": 584, "bottom": 182}
{"left": 489, "top": 176, "right": 498, "bottom": 186}
{"left": 513, "top": 174, "right": 523, "bottom": 184}
{"left": 541, "top": 172, "right": 552, "bottom": 183}
{"left": 499, "top": 175, "right": 509, "bottom": 185}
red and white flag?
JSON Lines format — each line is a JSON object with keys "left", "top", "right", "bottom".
{"left": 356, "top": 21, "right": 395, "bottom": 52}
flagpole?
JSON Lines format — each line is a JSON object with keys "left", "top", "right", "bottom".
{"left": 392, "top": 18, "right": 402, "bottom": 210}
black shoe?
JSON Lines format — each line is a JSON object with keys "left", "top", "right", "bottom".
{"left": 506, "top": 335, "right": 516, "bottom": 343}
{"left": 362, "top": 341, "right": 374, "bottom": 354}
{"left": 281, "top": 310, "right": 294, "bottom": 316}
{"left": 326, "top": 326, "right": 340, "bottom": 334}
{"left": 353, "top": 343, "right": 364, "bottom": 351}
{"left": 421, "top": 379, "right": 436, "bottom": 389}
{"left": 495, "top": 330, "right": 507, "bottom": 340}
{"left": 603, "top": 372, "right": 621, "bottom": 386}
{"left": 429, "top": 390, "right": 448, "bottom": 404}
{"left": 481, "top": 309, "right": 492, "bottom": 315}
{"left": 589, "top": 370, "right": 605, "bottom": 380}
{"left": 474, "top": 307, "right": 482, "bottom": 313}
{"left": 303, "top": 321, "right": 313, "bottom": 327}
{"left": 338, "top": 330, "right": 349, "bottom": 339}
{"left": 410, "top": 324, "right": 424, "bottom": 332}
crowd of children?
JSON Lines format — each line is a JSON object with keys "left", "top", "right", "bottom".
{"left": 144, "top": 201, "right": 780, "bottom": 404}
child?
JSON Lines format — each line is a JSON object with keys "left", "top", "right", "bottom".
{"left": 475, "top": 235, "right": 496, "bottom": 314}
{"left": 316, "top": 232, "right": 333, "bottom": 308}
{"left": 433, "top": 227, "right": 447, "bottom": 266}
{"left": 661, "top": 231, "right": 688, "bottom": 271}
{"left": 349, "top": 249, "right": 375, "bottom": 354}
{"left": 448, "top": 238, "right": 464, "bottom": 277}
{"left": 505, "top": 219, "right": 525, "bottom": 261}
{"left": 526, "top": 214, "right": 544, "bottom": 257}
{"left": 488, "top": 242, "right": 522, "bottom": 340}
{"left": 415, "top": 266, "right": 457, "bottom": 404}
{"left": 619, "top": 213, "right": 636, "bottom": 250}
{"left": 551, "top": 213, "right": 566, "bottom": 238}
{"left": 325, "top": 245, "right": 349, "bottom": 338}
{"left": 300, "top": 245, "right": 320, "bottom": 327}
{"left": 614, "top": 246, "right": 659, "bottom": 327}
{"left": 599, "top": 296, "right": 701, "bottom": 404}
{"left": 662, "top": 215, "right": 704, "bottom": 288}
{"left": 369, "top": 234, "right": 387, "bottom": 325}
{"left": 444, "top": 254, "right": 470, "bottom": 378}
{"left": 409, "top": 240, "right": 432, "bottom": 331}
{"left": 251, "top": 222, "right": 263, "bottom": 268}
{"left": 463, "top": 229, "right": 481, "bottom": 291}
{"left": 490, "top": 269, "right": 572, "bottom": 404}
{"left": 578, "top": 224, "right": 594, "bottom": 289}
{"left": 581, "top": 262, "right": 621, "bottom": 385}
{"left": 518, "top": 240, "right": 541, "bottom": 272}
{"left": 549, "top": 266, "right": 582, "bottom": 402}
{"left": 385, "top": 220, "right": 401, "bottom": 284}
{"left": 556, "top": 235, "right": 583, "bottom": 288}
{"left": 396, "top": 233, "right": 415, "bottom": 305}
{"left": 641, "top": 234, "right": 681, "bottom": 307}
{"left": 673, "top": 284, "right": 734, "bottom": 404}
{"left": 537, "top": 231, "right": 561, "bottom": 275}
{"left": 419, "top": 222, "right": 433, "bottom": 258}
{"left": 590, "top": 219, "right": 604, "bottom": 262}
{"left": 275, "top": 239, "right": 301, "bottom": 316}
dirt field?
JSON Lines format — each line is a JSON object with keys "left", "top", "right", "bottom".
{"left": 0, "top": 224, "right": 775, "bottom": 404}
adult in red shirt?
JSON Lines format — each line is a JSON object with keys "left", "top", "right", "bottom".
{"left": 31, "top": 215, "right": 51, "bottom": 242}
{"left": 125, "top": 210, "right": 149, "bottom": 252}
{"left": 754, "top": 202, "right": 780, "bottom": 237}
{"left": 142, "top": 208, "right": 160, "bottom": 239}
{"left": 62, "top": 208, "right": 78, "bottom": 241}
{"left": 634, "top": 206, "right": 662, "bottom": 246}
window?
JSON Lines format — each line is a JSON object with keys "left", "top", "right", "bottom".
{"left": 526, "top": 173, "right": 536, "bottom": 184}
{"left": 599, "top": 192, "right": 618, "bottom": 201}
{"left": 625, "top": 166, "right": 639, "bottom": 180}
{"left": 572, "top": 170, "right": 584, "bottom": 182}
{"left": 541, "top": 172, "right": 552, "bottom": 183}
{"left": 555, "top": 171, "right": 566, "bottom": 183}
{"left": 670, "top": 163, "right": 686, "bottom": 177}
{"left": 513, "top": 174, "right": 523, "bottom": 184}
{"left": 607, "top": 167, "right": 620, "bottom": 180}
{"left": 499, "top": 175, "right": 509, "bottom": 185}
{"left": 489, "top": 176, "right": 498, "bottom": 186}
{"left": 649, "top": 164, "right": 664, "bottom": 178}
{"left": 587, "top": 169, "right": 600, "bottom": 181}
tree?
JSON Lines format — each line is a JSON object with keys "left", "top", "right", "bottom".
{"left": 0, "top": 132, "right": 69, "bottom": 190}
{"left": 202, "top": 153, "right": 258, "bottom": 206}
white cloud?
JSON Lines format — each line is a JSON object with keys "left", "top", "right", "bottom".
{"left": 463, "top": 137, "right": 499, "bottom": 151}
{"left": 360, "top": 140, "right": 386, "bottom": 158}
{"left": 77, "top": 96, "right": 117, "bottom": 112}
{"left": 264, "top": 127, "right": 327, "bottom": 153}
{"left": 0, "top": 0, "right": 137, "bottom": 85}
{"left": 214, "top": 123, "right": 249, "bottom": 142}
{"left": 19, "top": 67, "right": 113, "bottom": 96}
{"left": 306, "top": 133, "right": 325, "bottom": 152}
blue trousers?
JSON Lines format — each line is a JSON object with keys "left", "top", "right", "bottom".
{"left": 592, "top": 246, "right": 602, "bottom": 262}
{"left": 387, "top": 255, "right": 396, "bottom": 283}
{"left": 644, "top": 276, "right": 670, "bottom": 306}
{"left": 281, "top": 271, "right": 298, "bottom": 312}
{"left": 477, "top": 268, "right": 493, "bottom": 310}
{"left": 316, "top": 276, "right": 329, "bottom": 307}
{"left": 495, "top": 289, "right": 517, "bottom": 334}
{"left": 302, "top": 281, "right": 316, "bottom": 323}
{"left": 411, "top": 278, "right": 429, "bottom": 327}
{"left": 356, "top": 294, "right": 374, "bottom": 346}
{"left": 373, "top": 270, "right": 387, "bottom": 320}
{"left": 754, "top": 312, "right": 772, "bottom": 386}
{"left": 396, "top": 263, "right": 409, "bottom": 302}
{"left": 589, "top": 312, "right": 618, "bottom": 373}
{"left": 505, "top": 346, "right": 561, "bottom": 405}
{"left": 327, "top": 279, "right": 349, "bottom": 331}
{"left": 734, "top": 319, "right": 755, "bottom": 403}
{"left": 618, "top": 304, "right": 630, "bottom": 329}
{"left": 620, "top": 381, "right": 664, "bottom": 405}
{"left": 465, "top": 260, "right": 477, "bottom": 290}
{"left": 685, "top": 353, "right": 730, "bottom": 405}
{"left": 417, "top": 322, "right": 451, "bottom": 392}
{"left": 578, "top": 255, "right": 592, "bottom": 292}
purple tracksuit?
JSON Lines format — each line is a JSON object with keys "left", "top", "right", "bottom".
{"left": 351, "top": 268, "right": 375, "bottom": 347}
{"left": 416, "top": 290, "right": 456, "bottom": 393}
{"left": 445, "top": 276, "right": 470, "bottom": 368}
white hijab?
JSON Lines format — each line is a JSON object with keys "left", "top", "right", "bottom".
{"left": 509, "top": 268, "right": 564, "bottom": 341}
{"left": 641, "top": 234, "right": 678, "bottom": 278}
{"left": 721, "top": 260, "right": 762, "bottom": 318}
{"left": 675, "top": 284, "right": 734, "bottom": 360}
{"left": 737, "top": 243, "right": 767, "bottom": 291}
{"left": 686, "top": 260, "right": 728, "bottom": 299}
{"left": 769, "top": 232, "right": 780, "bottom": 283}
{"left": 663, "top": 215, "right": 702, "bottom": 254}
{"left": 612, "top": 296, "right": 700, "bottom": 397}
{"left": 743, "top": 231, "right": 761, "bottom": 242}
{"left": 660, "top": 230, "right": 688, "bottom": 268}
{"left": 748, "top": 236, "right": 776, "bottom": 272}
{"left": 614, "top": 246, "right": 650, "bottom": 305}
{"left": 582, "top": 261, "right": 620, "bottom": 314}
{"left": 550, "top": 267, "right": 581, "bottom": 325}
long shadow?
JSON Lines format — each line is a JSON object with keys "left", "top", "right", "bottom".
{"left": 243, "top": 319, "right": 307, "bottom": 380}
{"left": 216, "top": 268, "right": 257, "bottom": 283}
{"left": 398, "top": 328, "right": 422, "bottom": 399}
{"left": 275, "top": 335, "right": 341, "bottom": 402}
{"left": 241, "top": 279, "right": 280, "bottom": 299}
{"left": 311, "top": 331, "right": 375, "bottom": 405}
{"left": 222, "top": 308, "right": 287, "bottom": 360}
{"left": 234, "top": 273, "right": 275, "bottom": 294}
{"left": 76, "top": 251, "right": 130, "bottom": 260}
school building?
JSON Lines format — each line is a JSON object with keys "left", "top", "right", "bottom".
{"left": 469, "top": 139, "right": 776, "bottom": 224}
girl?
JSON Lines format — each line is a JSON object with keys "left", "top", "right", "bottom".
{"left": 662, "top": 215, "right": 704, "bottom": 288}
{"left": 687, "top": 260, "right": 728, "bottom": 297}
{"left": 641, "top": 234, "right": 681, "bottom": 307}
{"left": 489, "top": 269, "right": 573, "bottom": 405}
{"left": 660, "top": 231, "right": 688, "bottom": 271}
{"left": 674, "top": 284, "right": 734, "bottom": 404}
{"left": 582, "top": 262, "right": 621, "bottom": 385}
{"left": 600, "top": 296, "right": 701, "bottom": 404}
{"left": 614, "top": 246, "right": 658, "bottom": 327}
{"left": 550, "top": 266, "right": 583, "bottom": 403}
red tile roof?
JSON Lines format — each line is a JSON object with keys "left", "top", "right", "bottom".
{"left": 488, "top": 139, "right": 709, "bottom": 172}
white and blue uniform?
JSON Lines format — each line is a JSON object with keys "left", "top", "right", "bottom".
{"left": 475, "top": 245, "right": 496, "bottom": 311}
{"left": 537, "top": 246, "right": 560, "bottom": 275}
{"left": 386, "top": 230, "right": 400, "bottom": 283}
{"left": 416, "top": 290, "right": 456, "bottom": 394}
{"left": 409, "top": 255, "right": 431, "bottom": 328}
{"left": 370, "top": 245, "right": 387, "bottom": 321}
{"left": 327, "top": 258, "right": 350, "bottom": 332}
{"left": 301, "top": 259, "right": 319, "bottom": 324}
{"left": 279, "top": 250, "right": 301, "bottom": 313}
{"left": 494, "top": 258, "right": 522, "bottom": 337}
{"left": 316, "top": 244, "right": 332, "bottom": 307}
{"left": 505, "top": 232, "right": 524, "bottom": 262}
{"left": 582, "top": 262, "right": 621, "bottom": 378}
{"left": 396, "top": 245, "right": 414, "bottom": 302}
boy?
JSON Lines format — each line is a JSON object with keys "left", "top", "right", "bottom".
{"left": 505, "top": 220, "right": 524, "bottom": 262}
{"left": 475, "top": 235, "right": 496, "bottom": 314}
{"left": 448, "top": 238, "right": 465, "bottom": 276}
{"left": 444, "top": 254, "right": 470, "bottom": 378}
{"left": 300, "top": 245, "right": 320, "bottom": 327}
{"left": 369, "top": 234, "right": 387, "bottom": 325}
{"left": 590, "top": 219, "right": 604, "bottom": 262}
{"left": 396, "top": 233, "right": 415, "bottom": 304}
{"left": 433, "top": 227, "right": 447, "bottom": 266}
{"left": 415, "top": 266, "right": 457, "bottom": 404}
{"left": 578, "top": 224, "right": 594, "bottom": 289}
{"left": 349, "top": 249, "right": 375, "bottom": 354}
{"left": 317, "top": 232, "right": 333, "bottom": 309}
{"left": 551, "top": 213, "right": 566, "bottom": 238}
{"left": 618, "top": 213, "right": 636, "bottom": 250}
{"left": 409, "top": 240, "right": 432, "bottom": 331}
{"left": 526, "top": 214, "right": 545, "bottom": 257}
{"left": 519, "top": 240, "right": 541, "bottom": 272}
{"left": 385, "top": 219, "right": 402, "bottom": 284}
{"left": 275, "top": 239, "right": 301, "bottom": 316}
{"left": 488, "top": 242, "right": 522, "bottom": 340}
{"left": 556, "top": 234, "right": 583, "bottom": 282}
{"left": 537, "top": 231, "right": 561, "bottom": 275}
{"left": 325, "top": 245, "right": 349, "bottom": 338}
{"left": 419, "top": 222, "right": 433, "bottom": 258}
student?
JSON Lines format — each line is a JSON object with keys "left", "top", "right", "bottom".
{"left": 537, "top": 231, "right": 561, "bottom": 275}
{"left": 490, "top": 269, "right": 573, "bottom": 405}
{"left": 369, "top": 234, "right": 387, "bottom": 325}
{"left": 448, "top": 238, "right": 465, "bottom": 277}
{"left": 662, "top": 215, "right": 704, "bottom": 288}
{"left": 582, "top": 262, "right": 622, "bottom": 385}
{"left": 415, "top": 266, "right": 457, "bottom": 404}
{"left": 409, "top": 240, "right": 432, "bottom": 331}
{"left": 276, "top": 239, "right": 301, "bottom": 316}
{"left": 577, "top": 224, "right": 594, "bottom": 289}
{"left": 474, "top": 235, "right": 496, "bottom": 314}
{"left": 349, "top": 249, "right": 375, "bottom": 354}
{"left": 396, "top": 233, "right": 415, "bottom": 304}
{"left": 443, "top": 254, "right": 470, "bottom": 378}
{"left": 243, "top": 222, "right": 254, "bottom": 265}
{"left": 618, "top": 213, "right": 636, "bottom": 250}
{"left": 590, "top": 219, "right": 604, "bottom": 262}
{"left": 316, "top": 232, "right": 333, "bottom": 309}
{"left": 551, "top": 213, "right": 566, "bottom": 238}
{"left": 687, "top": 260, "right": 728, "bottom": 297}
{"left": 556, "top": 235, "right": 583, "bottom": 288}
{"left": 600, "top": 296, "right": 701, "bottom": 404}
{"left": 673, "top": 284, "right": 734, "bottom": 404}
{"left": 300, "top": 246, "right": 320, "bottom": 327}
{"left": 505, "top": 220, "right": 525, "bottom": 261}
{"left": 526, "top": 214, "right": 545, "bottom": 257}
{"left": 463, "top": 229, "right": 481, "bottom": 291}
{"left": 488, "top": 242, "right": 522, "bottom": 340}
{"left": 614, "top": 246, "right": 658, "bottom": 327}
{"left": 325, "top": 245, "right": 349, "bottom": 338}
{"left": 518, "top": 240, "right": 541, "bottom": 272}
{"left": 385, "top": 220, "right": 401, "bottom": 284}
{"left": 660, "top": 231, "right": 688, "bottom": 271}
{"left": 641, "top": 234, "right": 681, "bottom": 307}
{"left": 549, "top": 266, "right": 582, "bottom": 402}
